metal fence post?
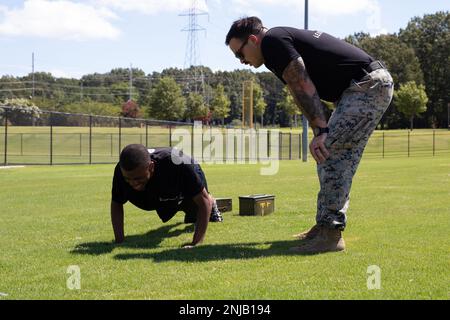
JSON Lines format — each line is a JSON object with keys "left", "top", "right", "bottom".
{"left": 210, "top": 125, "right": 212, "bottom": 159}
{"left": 433, "top": 130, "right": 435, "bottom": 156}
{"left": 118, "top": 117, "right": 122, "bottom": 156}
{"left": 191, "top": 124, "right": 194, "bottom": 159}
{"left": 256, "top": 128, "right": 259, "bottom": 162}
{"left": 4, "top": 108, "right": 8, "bottom": 165}
{"left": 408, "top": 131, "right": 410, "bottom": 157}
{"left": 20, "top": 133, "right": 23, "bottom": 156}
{"left": 169, "top": 125, "right": 172, "bottom": 147}
{"left": 235, "top": 131, "right": 238, "bottom": 163}
{"left": 110, "top": 133, "right": 113, "bottom": 157}
{"left": 289, "top": 132, "right": 292, "bottom": 160}
{"left": 50, "top": 115, "right": 53, "bottom": 165}
{"left": 299, "top": 133, "right": 302, "bottom": 159}
{"left": 279, "top": 132, "right": 282, "bottom": 160}
{"left": 89, "top": 115, "right": 92, "bottom": 164}
{"left": 145, "top": 122, "right": 148, "bottom": 147}
{"left": 202, "top": 127, "right": 205, "bottom": 162}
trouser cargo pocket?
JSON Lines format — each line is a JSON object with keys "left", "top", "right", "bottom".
{"left": 327, "top": 114, "right": 373, "bottom": 150}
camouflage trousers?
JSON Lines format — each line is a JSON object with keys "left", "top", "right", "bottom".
{"left": 316, "top": 68, "right": 394, "bottom": 230}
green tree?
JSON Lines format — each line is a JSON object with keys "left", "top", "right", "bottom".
{"left": 185, "top": 92, "right": 209, "bottom": 120}
{"left": 213, "top": 70, "right": 256, "bottom": 121}
{"left": 46, "top": 101, "right": 120, "bottom": 126}
{"left": 210, "top": 84, "right": 231, "bottom": 125}
{"left": 85, "top": 101, "right": 121, "bottom": 116}
{"left": 253, "top": 83, "right": 267, "bottom": 127}
{"left": 148, "top": 77, "right": 186, "bottom": 120}
{"left": 110, "top": 82, "right": 135, "bottom": 105}
{"left": 399, "top": 11, "right": 450, "bottom": 128}
{"left": 60, "top": 101, "right": 121, "bottom": 117}
{"left": 356, "top": 34, "right": 424, "bottom": 86}
{"left": 395, "top": 81, "right": 428, "bottom": 131}
{"left": 344, "top": 32, "right": 371, "bottom": 47}
{"left": 345, "top": 33, "right": 424, "bottom": 129}
{"left": 256, "top": 72, "right": 285, "bottom": 126}
{"left": 277, "top": 87, "right": 300, "bottom": 127}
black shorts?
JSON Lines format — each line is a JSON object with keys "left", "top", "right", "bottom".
{"left": 156, "top": 164, "right": 207, "bottom": 223}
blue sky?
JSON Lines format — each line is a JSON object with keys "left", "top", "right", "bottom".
{"left": 0, "top": 0, "right": 449, "bottom": 79}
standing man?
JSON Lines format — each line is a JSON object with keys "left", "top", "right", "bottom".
{"left": 225, "top": 17, "right": 393, "bottom": 253}
{"left": 111, "top": 144, "right": 223, "bottom": 248}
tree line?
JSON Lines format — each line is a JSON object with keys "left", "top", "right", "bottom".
{"left": 0, "top": 11, "right": 448, "bottom": 129}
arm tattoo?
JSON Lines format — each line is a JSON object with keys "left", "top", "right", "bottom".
{"left": 282, "top": 57, "right": 328, "bottom": 124}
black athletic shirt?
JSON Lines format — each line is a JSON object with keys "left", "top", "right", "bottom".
{"left": 261, "top": 27, "right": 374, "bottom": 102}
{"left": 111, "top": 147, "right": 204, "bottom": 221}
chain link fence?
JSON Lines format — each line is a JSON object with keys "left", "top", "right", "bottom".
{"left": 0, "top": 105, "right": 449, "bottom": 165}
{"left": 0, "top": 106, "right": 191, "bottom": 165}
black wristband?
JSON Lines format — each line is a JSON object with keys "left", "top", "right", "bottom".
{"left": 313, "top": 127, "right": 329, "bottom": 137}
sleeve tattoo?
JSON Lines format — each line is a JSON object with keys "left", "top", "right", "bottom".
{"left": 282, "top": 57, "right": 328, "bottom": 124}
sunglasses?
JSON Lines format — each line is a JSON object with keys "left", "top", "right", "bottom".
{"left": 234, "top": 37, "right": 249, "bottom": 60}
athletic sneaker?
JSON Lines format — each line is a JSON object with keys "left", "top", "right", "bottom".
{"left": 209, "top": 200, "right": 223, "bottom": 222}
{"left": 183, "top": 200, "right": 223, "bottom": 223}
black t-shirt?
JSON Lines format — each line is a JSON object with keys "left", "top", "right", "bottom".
{"left": 261, "top": 27, "right": 374, "bottom": 102}
{"left": 111, "top": 147, "right": 204, "bottom": 221}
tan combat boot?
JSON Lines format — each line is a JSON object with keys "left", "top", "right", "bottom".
{"left": 292, "top": 224, "right": 321, "bottom": 240}
{"left": 290, "top": 226, "right": 345, "bottom": 254}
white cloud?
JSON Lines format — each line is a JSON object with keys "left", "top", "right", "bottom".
{"left": 229, "top": 0, "right": 261, "bottom": 16}
{"left": 94, "top": 0, "right": 209, "bottom": 15}
{"left": 230, "top": 0, "right": 377, "bottom": 16}
{"left": 0, "top": 5, "right": 8, "bottom": 15}
{"left": 47, "top": 68, "right": 83, "bottom": 79}
{"left": 310, "top": 0, "right": 376, "bottom": 16}
{"left": 0, "top": 0, "right": 120, "bottom": 41}
{"left": 229, "top": 0, "right": 386, "bottom": 35}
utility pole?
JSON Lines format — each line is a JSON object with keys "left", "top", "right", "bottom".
{"left": 80, "top": 80, "right": 83, "bottom": 103}
{"left": 31, "top": 52, "right": 35, "bottom": 99}
{"left": 302, "top": 0, "right": 309, "bottom": 162}
{"left": 129, "top": 63, "right": 133, "bottom": 102}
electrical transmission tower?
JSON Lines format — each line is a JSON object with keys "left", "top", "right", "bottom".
{"left": 179, "top": 0, "right": 208, "bottom": 95}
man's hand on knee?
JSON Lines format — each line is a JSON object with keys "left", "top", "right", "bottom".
{"left": 310, "top": 134, "right": 330, "bottom": 164}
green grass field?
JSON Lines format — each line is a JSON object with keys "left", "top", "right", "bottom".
{"left": 0, "top": 156, "right": 449, "bottom": 299}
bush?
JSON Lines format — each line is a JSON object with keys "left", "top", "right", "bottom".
{"left": 1, "top": 98, "right": 42, "bottom": 125}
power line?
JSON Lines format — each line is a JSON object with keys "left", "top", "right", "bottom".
{"left": 0, "top": 88, "right": 36, "bottom": 92}
{"left": 0, "top": 87, "right": 139, "bottom": 98}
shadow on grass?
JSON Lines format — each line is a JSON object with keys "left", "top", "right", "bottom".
{"left": 71, "top": 222, "right": 194, "bottom": 255}
{"left": 71, "top": 222, "right": 319, "bottom": 260}
{"left": 113, "top": 239, "right": 317, "bottom": 262}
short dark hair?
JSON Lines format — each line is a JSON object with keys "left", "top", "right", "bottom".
{"left": 225, "top": 16, "right": 264, "bottom": 45}
{"left": 119, "top": 144, "right": 150, "bottom": 171}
